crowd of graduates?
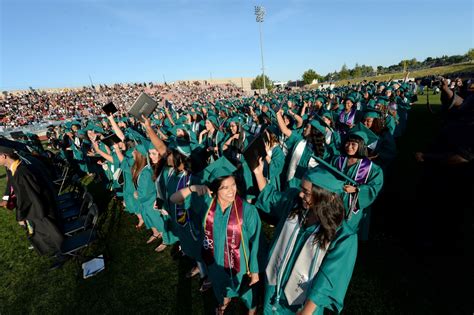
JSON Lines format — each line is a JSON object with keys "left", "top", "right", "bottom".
{"left": 2, "top": 76, "right": 471, "bottom": 314}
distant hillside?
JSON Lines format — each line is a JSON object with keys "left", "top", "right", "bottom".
{"left": 309, "top": 62, "right": 474, "bottom": 87}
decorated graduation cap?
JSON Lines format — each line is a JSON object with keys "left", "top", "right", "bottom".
{"left": 201, "top": 156, "right": 237, "bottom": 184}
{"left": 304, "top": 166, "right": 345, "bottom": 194}
{"left": 168, "top": 138, "right": 192, "bottom": 157}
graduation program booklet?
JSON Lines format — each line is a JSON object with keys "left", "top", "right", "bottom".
{"left": 243, "top": 128, "right": 267, "bottom": 171}
{"left": 127, "top": 92, "right": 158, "bottom": 121}
{"left": 82, "top": 255, "right": 105, "bottom": 279}
{"left": 101, "top": 133, "right": 122, "bottom": 147}
{"left": 102, "top": 102, "right": 118, "bottom": 116}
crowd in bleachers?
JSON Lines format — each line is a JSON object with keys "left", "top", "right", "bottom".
{"left": 0, "top": 81, "right": 243, "bottom": 128}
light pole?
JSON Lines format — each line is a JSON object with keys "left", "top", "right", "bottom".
{"left": 254, "top": 5, "right": 266, "bottom": 92}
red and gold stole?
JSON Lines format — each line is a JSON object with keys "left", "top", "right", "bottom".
{"left": 202, "top": 196, "right": 244, "bottom": 275}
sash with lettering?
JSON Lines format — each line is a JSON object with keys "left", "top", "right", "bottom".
{"left": 202, "top": 196, "right": 244, "bottom": 275}
{"left": 337, "top": 156, "right": 372, "bottom": 213}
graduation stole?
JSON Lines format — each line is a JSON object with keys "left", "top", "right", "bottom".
{"left": 175, "top": 172, "right": 192, "bottom": 226}
{"left": 266, "top": 214, "right": 328, "bottom": 307}
{"left": 202, "top": 196, "right": 244, "bottom": 275}
{"left": 287, "top": 140, "right": 318, "bottom": 181}
{"left": 337, "top": 156, "right": 372, "bottom": 213}
{"left": 206, "top": 130, "right": 222, "bottom": 160}
{"left": 338, "top": 108, "right": 356, "bottom": 125}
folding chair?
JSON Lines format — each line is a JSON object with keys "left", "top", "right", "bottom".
{"left": 62, "top": 202, "right": 98, "bottom": 236}
{"left": 60, "top": 203, "right": 99, "bottom": 256}
{"left": 59, "top": 191, "right": 94, "bottom": 222}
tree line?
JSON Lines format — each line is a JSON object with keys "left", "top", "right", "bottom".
{"left": 251, "top": 49, "right": 474, "bottom": 89}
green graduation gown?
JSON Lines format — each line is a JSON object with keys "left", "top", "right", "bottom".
{"left": 160, "top": 168, "right": 202, "bottom": 259}
{"left": 192, "top": 193, "right": 262, "bottom": 309}
{"left": 119, "top": 155, "right": 140, "bottom": 214}
{"left": 330, "top": 156, "right": 384, "bottom": 232}
{"left": 255, "top": 183, "right": 358, "bottom": 314}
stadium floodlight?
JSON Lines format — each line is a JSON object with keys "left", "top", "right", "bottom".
{"left": 254, "top": 5, "right": 266, "bottom": 91}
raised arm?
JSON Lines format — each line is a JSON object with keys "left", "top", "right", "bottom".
{"left": 276, "top": 109, "right": 292, "bottom": 138}
{"left": 141, "top": 115, "right": 167, "bottom": 157}
{"left": 107, "top": 115, "right": 125, "bottom": 141}
{"left": 91, "top": 140, "right": 114, "bottom": 163}
{"left": 292, "top": 111, "right": 304, "bottom": 129}
{"left": 114, "top": 144, "right": 124, "bottom": 163}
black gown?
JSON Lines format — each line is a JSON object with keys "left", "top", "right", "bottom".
{"left": 11, "top": 157, "right": 63, "bottom": 255}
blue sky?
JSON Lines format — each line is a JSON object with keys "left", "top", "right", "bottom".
{"left": 1, "top": 0, "right": 473, "bottom": 90}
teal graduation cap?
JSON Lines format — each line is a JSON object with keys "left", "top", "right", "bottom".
{"left": 304, "top": 166, "right": 346, "bottom": 194}
{"left": 200, "top": 156, "right": 237, "bottom": 184}
{"left": 349, "top": 122, "right": 379, "bottom": 145}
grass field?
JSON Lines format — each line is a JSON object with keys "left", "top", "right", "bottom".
{"left": 0, "top": 92, "right": 465, "bottom": 314}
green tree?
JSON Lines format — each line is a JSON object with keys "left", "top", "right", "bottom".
{"left": 351, "top": 63, "right": 362, "bottom": 78}
{"left": 339, "top": 63, "right": 350, "bottom": 80}
{"left": 251, "top": 74, "right": 273, "bottom": 90}
{"left": 466, "top": 48, "right": 474, "bottom": 60}
{"left": 302, "top": 69, "right": 321, "bottom": 85}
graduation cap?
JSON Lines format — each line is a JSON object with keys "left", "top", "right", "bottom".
{"left": 304, "top": 166, "right": 346, "bottom": 194}
{"left": 200, "top": 156, "right": 237, "bottom": 184}
{"left": 134, "top": 140, "right": 151, "bottom": 157}
{"left": 0, "top": 137, "right": 29, "bottom": 154}
{"left": 9, "top": 131, "right": 27, "bottom": 140}
{"left": 243, "top": 128, "right": 267, "bottom": 171}
{"left": 206, "top": 115, "right": 219, "bottom": 128}
{"left": 310, "top": 154, "right": 358, "bottom": 185}
{"left": 102, "top": 102, "right": 118, "bottom": 116}
{"left": 362, "top": 109, "right": 382, "bottom": 119}
{"left": 128, "top": 92, "right": 158, "bottom": 122}
{"left": 168, "top": 138, "right": 191, "bottom": 157}
{"left": 349, "top": 122, "right": 379, "bottom": 145}
{"left": 309, "top": 119, "right": 327, "bottom": 135}
{"left": 101, "top": 133, "right": 122, "bottom": 147}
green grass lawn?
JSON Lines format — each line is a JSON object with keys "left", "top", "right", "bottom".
{"left": 0, "top": 91, "right": 462, "bottom": 314}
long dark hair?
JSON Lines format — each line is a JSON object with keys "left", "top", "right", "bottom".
{"left": 171, "top": 149, "right": 192, "bottom": 174}
{"left": 369, "top": 117, "right": 388, "bottom": 135}
{"left": 151, "top": 157, "right": 166, "bottom": 182}
{"left": 307, "top": 126, "right": 325, "bottom": 157}
{"left": 228, "top": 123, "right": 245, "bottom": 152}
{"left": 290, "top": 185, "right": 345, "bottom": 248}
